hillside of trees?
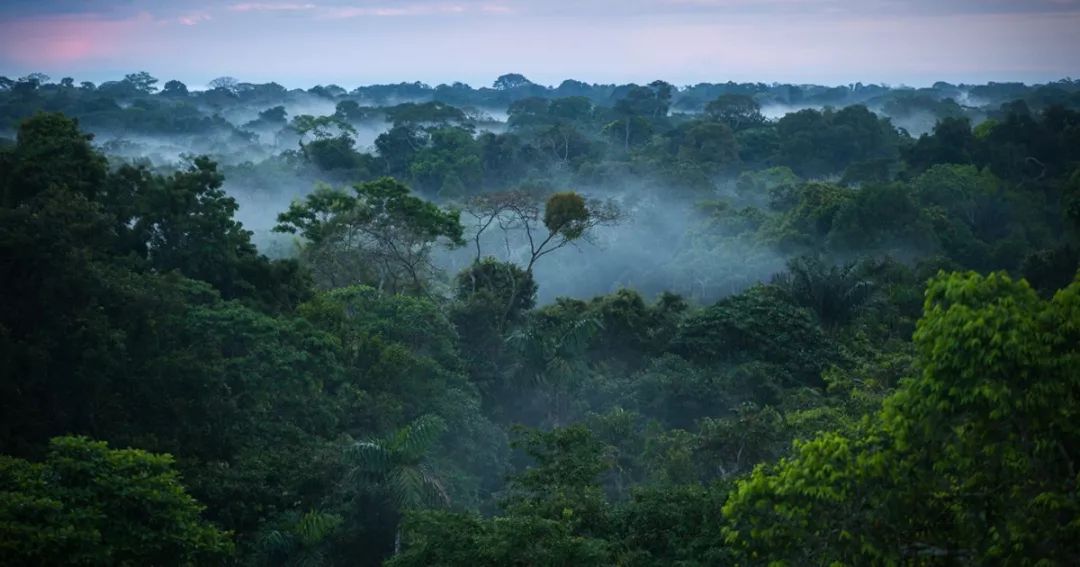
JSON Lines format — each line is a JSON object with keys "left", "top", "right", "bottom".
{"left": 1, "top": 72, "right": 1079, "bottom": 564}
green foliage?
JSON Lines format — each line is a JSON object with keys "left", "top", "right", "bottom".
{"left": 776, "top": 105, "right": 902, "bottom": 178}
{"left": 734, "top": 165, "right": 800, "bottom": 201}
{"left": 456, "top": 258, "right": 538, "bottom": 320}
{"left": 706, "top": 93, "right": 765, "bottom": 131}
{"left": 723, "top": 271, "right": 1080, "bottom": 564}
{"left": 0, "top": 436, "right": 233, "bottom": 564}
{"left": 108, "top": 156, "right": 307, "bottom": 307}
{"left": 2, "top": 81, "right": 1079, "bottom": 565}
{"left": 507, "top": 308, "right": 602, "bottom": 425}
{"left": 630, "top": 355, "right": 734, "bottom": 428}
{"left": 350, "top": 415, "right": 450, "bottom": 511}
{"left": 291, "top": 113, "right": 356, "bottom": 143}
{"left": 1, "top": 112, "right": 107, "bottom": 206}
{"left": 408, "top": 127, "right": 483, "bottom": 196}
{"left": 543, "top": 191, "right": 590, "bottom": 238}
{"left": 276, "top": 177, "right": 464, "bottom": 292}
{"left": 616, "top": 483, "right": 732, "bottom": 566}
{"left": 772, "top": 256, "right": 875, "bottom": 327}
{"left": 122, "top": 71, "right": 159, "bottom": 94}
{"left": 385, "top": 425, "right": 617, "bottom": 565}
{"left": 673, "top": 284, "right": 835, "bottom": 386}
{"left": 254, "top": 509, "right": 343, "bottom": 567}
{"left": 389, "top": 509, "right": 611, "bottom": 567}
{"left": 385, "top": 101, "right": 468, "bottom": 128}
{"left": 765, "top": 181, "right": 856, "bottom": 251}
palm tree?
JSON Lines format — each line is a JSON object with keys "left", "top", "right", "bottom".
{"left": 347, "top": 415, "right": 449, "bottom": 556}
{"left": 256, "top": 509, "right": 343, "bottom": 567}
{"left": 772, "top": 256, "right": 875, "bottom": 328}
{"left": 507, "top": 315, "right": 601, "bottom": 426}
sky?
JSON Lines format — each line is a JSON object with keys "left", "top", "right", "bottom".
{"left": 1, "top": 0, "right": 1078, "bottom": 89}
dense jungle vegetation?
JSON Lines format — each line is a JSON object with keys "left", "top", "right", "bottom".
{"left": 1, "top": 72, "right": 1079, "bottom": 564}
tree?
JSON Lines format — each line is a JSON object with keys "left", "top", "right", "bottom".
{"left": 673, "top": 284, "right": 834, "bottom": 386}
{"left": 335, "top": 99, "right": 366, "bottom": 122}
{"left": 275, "top": 177, "right": 464, "bottom": 293}
{"left": 290, "top": 113, "right": 356, "bottom": 145}
{"left": 22, "top": 72, "right": 50, "bottom": 85}
{"left": 259, "top": 105, "right": 288, "bottom": 123}
{"left": 304, "top": 135, "right": 368, "bottom": 172}
{"left": 208, "top": 76, "right": 239, "bottom": 93}
{"left": 776, "top": 106, "right": 901, "bottom": 177}
{"left": 507, "top": 97, "right": 552, "bottom": 130}
{"left": 161, "top": 79, "right": 189, "bottom": 97}
{"left": 532, "top": 192, "right": 621, "bottom": 272}
{"left": 610, "top": 84, "right": 670, "bottom": 149}
{"left": 0, "top": 436, "right": 233, "bottom": 564}
{"left": 706, "top": 94, "right": 765, "bottom": 130}
{"left": 349, "top": 415, "right": 450, "bottom": 555}
{"left": 493, "top": 73, "right": 534, "bottom": 91}
{"left": 462, "top": 190, "right": 621, "bottom": 273}
{"left": 503, "top": 426, "right": 614, "bottom": 530}
{"left": 2, "top": 113, "right": 107, "bottom": 206}
{"left": 461, "top": 190, "right": 533, "bottom": 262}
{"left": 105, "top": 156, "right": 307, "bottom": 308}
{"left": 389, "top": 426, "right": 615, "bottom": 566}
{"left": 722, "top": 271, "right": 1080, "bottom": 564}
{"left": 254, "top": 510, "right": 343, "bottom": 566}
{"left": 549, "top": 96, "right": 594, "bottom": 122}
{"left": 375, "top": 125, "right": 428, "bottom": 177}
{"left": 385, "top": 101, "right": 468, "bottom": 129}
{"left": 123, "top": 71, "right": 159, "bottom": 93}
{"left": 771, "top": 256, "right": 875, "bottom": 328}
{"left": 507, "top": 312, "right": 602, "bottom": 426}
{"left": 451, "top": 259, "right": 539, "bottom": 407}
{"left": 647, "top": 80, "right": 675, "bottom": 118}
{"left": 913, "top": 164, "right": 1005, "bottom": 235}
{"left": 663, "top": 120, "right": 740, "bottom": 171}
{"left": 408, "top": 127, "right": 482, "bottom": 196}
{"left": 456, "top": 257, "right": 537, "bottom": 322}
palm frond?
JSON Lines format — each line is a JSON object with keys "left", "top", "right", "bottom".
{"left": 294, "top": 510, "right": 343, "bottom": 547}
{"left": 349, "top": 440, "right": 394, "bottom": 475}
{"left": 392, "top": 414, "right": 446, "bottom": 462}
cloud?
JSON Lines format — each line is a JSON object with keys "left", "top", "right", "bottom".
{"left": 320, "top": 4, "right": 466, "bottom": 18}
{"left": 478, "top": 3, "right": 513, "bottom": 14}
{"left": 229, "top": 2, "right": 317, "bottom": 12}
{"left": 220, "top": 1, "right": 514, "bottom": 19}
{"left": 178, "top": 12, "right": 212, "bottom": 25}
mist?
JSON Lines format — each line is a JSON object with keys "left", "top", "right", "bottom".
{"left": 20, "top": 74, "right": 1062, "bottom": 307}
{"left": 3, "top": 9, "right": 1080, "bottom": 563}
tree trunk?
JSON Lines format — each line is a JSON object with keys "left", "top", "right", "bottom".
{"left": 394, "top": 524, "right": 402, "bottom": 556}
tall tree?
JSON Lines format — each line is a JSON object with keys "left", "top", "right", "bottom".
{"left": 349, "top": 415, "right": 450, "bottom": 555}
{"left": 276, "top": 177, "right": 464, "bottom": 293}
{"left": 706, "top": 93, "right": 765, "bottom": 130}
